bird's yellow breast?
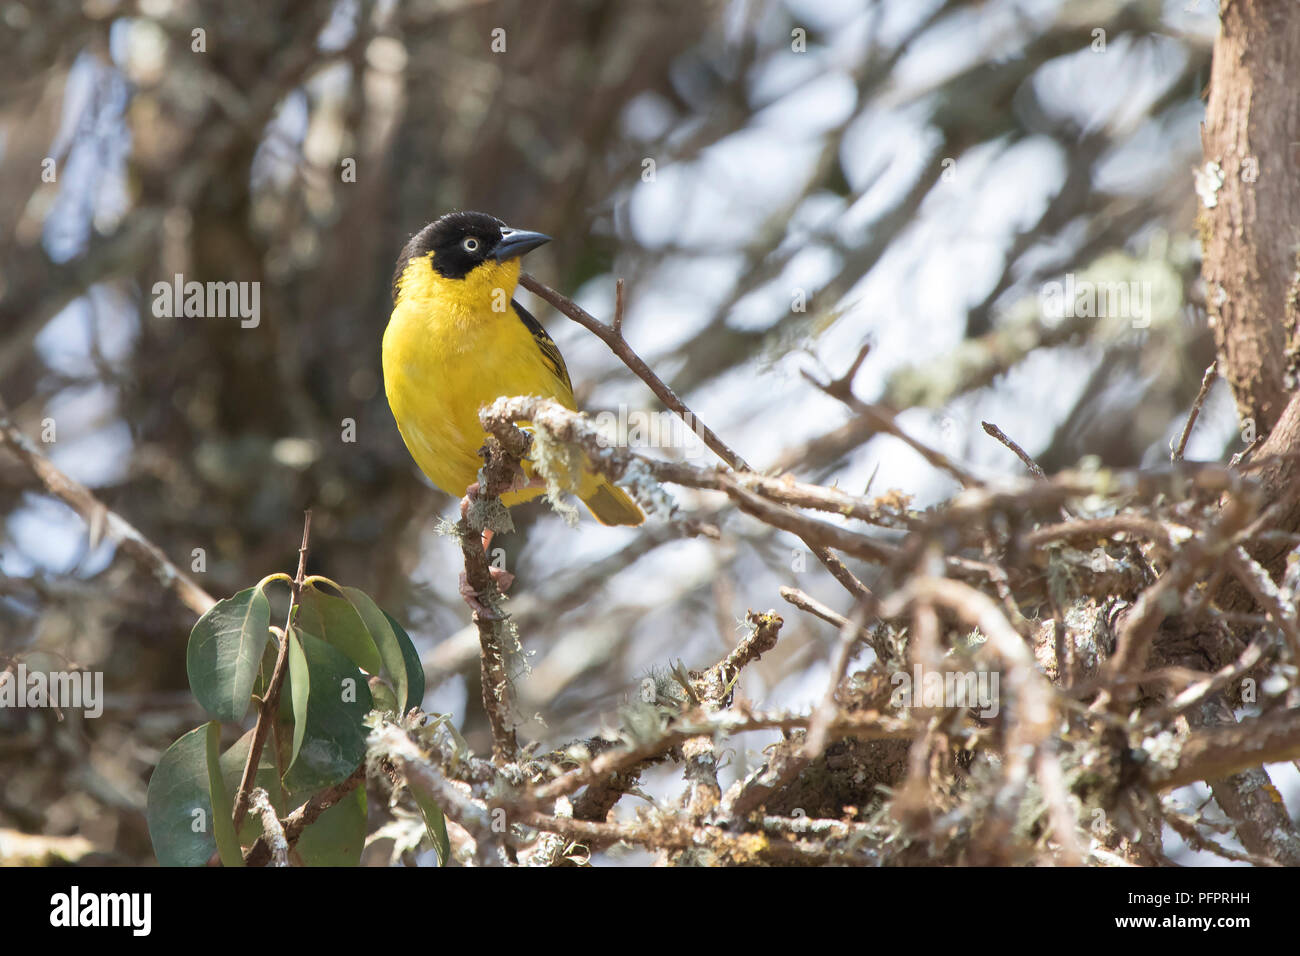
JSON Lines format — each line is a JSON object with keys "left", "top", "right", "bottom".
{"left": 382, "top": 256, "right": 576, "bottom": 500}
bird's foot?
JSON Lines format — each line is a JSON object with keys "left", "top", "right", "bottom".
{"left": 489, "top": 564, "right": 515, "bottom": 593}
{"left": 459, "top": 571, "right": 504, "bottom": 620}
{"left": 459, "top": 483, "right": 481, "bottom": 521}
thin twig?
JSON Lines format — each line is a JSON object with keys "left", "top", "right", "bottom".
{"left": 1143, "top": 630, "right": 1272, "bottom": 723}
{"left": 1023, "top": 514, "right": 1180, "bottom": 552}
{"left": 1225, "top": 546, "right": 1300, "bottom": 660}
{"left": 804, "top": 600, "right": 873, "bottom": 758}
{"left": 981, "top": 420, "right": 1046, "bottom": 479}
{"left": 529, "top": 708, "right": 912, "bottom": 807}
{"left": 0, "top": 416, "right": 216, "bottom": 616}
{"left": 1229, "top": 435, "right": 1263, "bottom": 469}
{"left": 710, "top": 610, "right": 783, "bottom": 706}
{"left": 803, "top": 368, "right": 980, "bottom": 488}
{"left": 779, "top": 586, "right": 875, "bottom": 642}
{"left": 613, "top": 277, "right": 626, "bottom": 336}
{"left": 883, "top": 577, "right": 1058, "bottom": 836}
{"left": 820, "top": 341, "right": 873, "bottom": 400}
{"left": 232, "top": 510, "right": 312, "bottom": 833}
{"left": 517, "top": 808, "right": 881, "bottom": 865}
{"left": 1160, "top": 804, "right": 1280, "bottom": 867}
{"left": 1171, "top": 361, "right": 1218, "bottom": 463}
{"left": 520, "top": 272, "right": 751, "bottom": 472}
{"left": 807, "top": 542, "right": 880, "bottom": 603}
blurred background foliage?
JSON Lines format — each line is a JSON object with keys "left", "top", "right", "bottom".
{"left": 0, "top": 0, "right": 1232, "bottom": 864}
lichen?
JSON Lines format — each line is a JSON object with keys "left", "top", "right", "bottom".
{"left": 1194, "top": 160, "right": 1225, "bottom": 209}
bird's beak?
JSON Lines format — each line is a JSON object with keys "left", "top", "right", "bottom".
{"left": 494, "top": 227, "right": 551, "bottom": 261}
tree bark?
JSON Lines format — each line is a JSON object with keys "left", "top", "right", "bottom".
{"left": 1200, "top": 0, "right": 1300, "bottom": 434}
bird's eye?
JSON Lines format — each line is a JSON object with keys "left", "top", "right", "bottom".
{"left": 462, "top": 237, "right": 481, "bottom": 253}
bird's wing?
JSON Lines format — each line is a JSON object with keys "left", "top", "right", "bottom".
{"left": 512, "top": 298, "right": 574, "bottom": 395}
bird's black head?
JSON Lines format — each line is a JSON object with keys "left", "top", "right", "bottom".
{"left": 392, "top": 211, "right": 550, "bottom": 298}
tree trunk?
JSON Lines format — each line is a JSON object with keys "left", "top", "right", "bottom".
{"left": 1200, "top": 0, "right": 1300, "bottom": 434}
{"left": 1203, "top": 1, "right": 1300, "bottom": 613}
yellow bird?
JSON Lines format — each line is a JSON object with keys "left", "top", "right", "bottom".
{"left": 382, "top": 210, "right": 643, "bottom": 526}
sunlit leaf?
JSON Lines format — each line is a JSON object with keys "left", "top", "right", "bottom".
{"left": 297, "top": 586, "right": 383, "bottom": 676}
{"left": 187, "top": 586, "right": 271, "bottom": 722}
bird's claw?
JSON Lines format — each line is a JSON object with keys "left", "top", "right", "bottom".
{"left": 489, "top": 565, "right": 514, "bottom": 592}
{"left": 459, "top": 571, "right": 504, "bottom": 620}
{"left": 459, "top": 483, "right": 481, "bottom": 522}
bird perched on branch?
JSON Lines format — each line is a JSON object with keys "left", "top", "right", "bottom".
{"left": 383, "top": 210, "right": 643, "bottom": 526}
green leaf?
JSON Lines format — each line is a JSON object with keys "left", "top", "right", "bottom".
{"left": 283, "top": 629, "right": 372, "bottom": 792}
{"left": 206, "top": 722, "right": 244, "bottom": 868}
{"left": 412, "top": 787, "right": 451, "bottom": 866}
{"left": 146, "top": 724, "right": 219, "bottom": 866}
{"left": 339, "top": 587, "right": 416, "bottom": 714}
{"left": 297, "top": 586, "right": 383, "bottom": 676}
{"left": 383, "top": 609, "right": 427, "bottom": 715}
{"left": 300, "top": 580, "right": 425, "bottom": 715}
{"left": 294, "top": 786, "right": 367, "bottom": 866}
{"left": 187, "top": 586, "right": 272, "bottom": 722}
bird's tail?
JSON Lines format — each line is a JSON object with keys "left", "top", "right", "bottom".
{"left": 510, "top": 446, "right": 643, "bottom": 525}
{"left": 581, "top": 475, "right": 644, "bottom": 526}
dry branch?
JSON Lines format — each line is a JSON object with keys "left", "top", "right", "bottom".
{"left": 0, "top": 415, "right": 216, "bottom": 616}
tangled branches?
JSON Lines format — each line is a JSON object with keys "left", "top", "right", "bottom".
{"left": 367, "top": 279, "right": 1300, "bottom": 867}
